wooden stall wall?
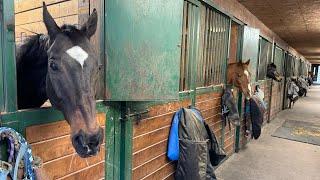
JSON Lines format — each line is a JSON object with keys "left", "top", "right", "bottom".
{"left": 25, "top": 114, "right": 105, "bottom": 180}
{"left": 263, "top": 80, "right": 272, "bottom": 123}
{"left": 132, "top": 99, "right": 191, "bottom": 180}
{"left": 270, "top": 80, "right": 284, "bottom": 120}
{"left": 132, "top": 90, "right": 234, "bottom": 180}
{"left": 196, "top": 92, "right": 235, "bottom": 156}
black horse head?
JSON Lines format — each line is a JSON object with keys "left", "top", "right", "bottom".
{"left": 41, "top": 2, "right": 103, "bottom": 158}
{"left": 267, "top": 63, "right": 282, "bottom": 82}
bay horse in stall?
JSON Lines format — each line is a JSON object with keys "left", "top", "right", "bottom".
{"left": 16, "top": 3, "right": 103, "bottom": 158}
{"left": 227, "top": 60, "right": 252, "bottom": 98}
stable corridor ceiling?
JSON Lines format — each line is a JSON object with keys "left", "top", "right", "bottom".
{"left": 238, "top": 0, "right": 320, "bottom": 64}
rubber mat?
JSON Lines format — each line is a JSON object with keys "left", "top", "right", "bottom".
{"left": 272, "top": 120, "right": 320, "bottom": 146}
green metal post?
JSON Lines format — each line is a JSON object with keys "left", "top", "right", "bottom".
{"left": 2, "top": 0, "right": 17, "bottom": 112}
{"left": 120, "top": 103, "right": 132, "bottom": 180}
{"left": 0, "top": 0, "right": 4, "bottom": 112}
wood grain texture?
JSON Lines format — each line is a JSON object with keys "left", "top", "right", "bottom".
{"left": 60, "top": 162, "right": 104, "bottom": 180}
{"left": 26, "top": 113, "right": 105, "bottom": 143}
{"left": 15, "top": 0, "right": 78, "bottom": 25}
{"left": 132, "top": 92, "right": 229, "bottom": 180}
{"left": 25, "top": 113, "right": 106, "bottom": 179}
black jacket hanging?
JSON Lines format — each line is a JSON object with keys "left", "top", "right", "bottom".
{"left": 172, "top": 108, "right": 226, "bottom": 180}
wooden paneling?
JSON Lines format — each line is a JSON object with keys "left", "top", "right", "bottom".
{"left": 270, "top": 80, "right": 284, "bottom": 120}
{"left": 26, "top": 113, "right": 105, "bottom": 143}
{"left": 60, "top": 162, "right": 104, "bottom": 180}
{"left": 132, "top": 92, "right": 233, "bottom": 180}
{"left": 132, "top": 99, "right": 191, "bottom": 180}
{"left": 26, "top": 113, "right": 106, "bottom": 179}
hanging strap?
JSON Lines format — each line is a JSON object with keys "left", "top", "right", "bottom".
{"left": 12, "top": 143, "right": 27, "bottom": 180}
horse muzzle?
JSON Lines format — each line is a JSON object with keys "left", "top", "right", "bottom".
{"left": 71, "top": 128, "right": 104, "bottom": 158}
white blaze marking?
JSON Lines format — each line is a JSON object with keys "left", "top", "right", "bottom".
{"left": 244, "top": 70, "right": 249, "bottom": 78}
{"left": 244, "top": 70, "right": 252, "bottom": 97}
{"left": 66, "top": 46, "right": 88, "bottom": 68}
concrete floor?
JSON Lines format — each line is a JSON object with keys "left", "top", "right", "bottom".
{"left": 215, "top": 85, "right": 320, "bottom": 180}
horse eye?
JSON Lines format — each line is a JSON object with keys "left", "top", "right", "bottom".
{"left": 49, "top": 62, "right": 59, "bottom": 71}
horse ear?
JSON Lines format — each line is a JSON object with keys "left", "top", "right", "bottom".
{"left": 244, "top": 59, "right": 250, "bottom": 66}
{"left": 81, "top": 9, "right": 98, "bottom": 39}
{"left": 43, "top": 2, "right": 61, "bottom": 40}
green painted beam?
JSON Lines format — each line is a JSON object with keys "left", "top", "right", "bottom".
{"left": 2, "top": 0, "right": 17, "bottom": 112}
{"left": 120, "top": 103, "right": 132, "bottom": 180}
{"left": 0, "top": 1, "right": 4, "bottom": 112}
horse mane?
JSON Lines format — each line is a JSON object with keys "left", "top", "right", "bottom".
{"left": 16, "top": 34, "right": 49, "bottom": 68}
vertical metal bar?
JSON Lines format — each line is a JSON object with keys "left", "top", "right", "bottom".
{"left": 211, "top": 11, "right": 217, "bottom": 85}
{"left": 218, "top": 14, "right": 222, "bottom": 84}
{"left": 213, "top": 12, "right": 222, "bottom": 84}
{"left": 0, "top": 0, "right": 4, "bottom": 111}
{"left": 180, "top": 2, "right": 188, "bottom": 91}
{"left": 202, "top": 7, "right": 209, "bottom": 87}
{"left": 189, "top": 4, "right": 196, "bottom": 104}
{"left": 120, "top": 103, "right": 133, "bottom": 180}
{"left": 197, "top": 5, "right": 204, "bottom": 87}
{"left": 221, "top": 16, "right": 228, "bottom": 84}
{"left": 192, "top": 3, "right": 200, "bottom": 106}
{"left": 186, "top": 3, "right": 191, "bottom": 90}
{"left": 2, "top": 0, "right": 16, "bottom": 112}
{"left": 207, "top": 9, "right": 213, "bottom": 86}
{"left": 217, "top": 15, "right": 223, "bottom": 85}
{"left": 225, "top": 18, "right": 232, "bottom": 84}
{"left": 210, "top": 11, "right": 216, "bottom": 85}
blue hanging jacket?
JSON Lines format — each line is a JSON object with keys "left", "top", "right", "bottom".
{"left": 167, "top": 108, "right": 203, "bottom": 161}
{"left": 167, "top": 109, "right": 182, "bottom": 161}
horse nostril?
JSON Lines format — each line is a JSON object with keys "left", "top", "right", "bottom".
{"left": 73, "top": 133, "right": 85, "bottom": 147}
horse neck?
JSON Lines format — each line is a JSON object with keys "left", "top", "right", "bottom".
{"left": 227, "top": 64, "right": 237, "bottom": 85}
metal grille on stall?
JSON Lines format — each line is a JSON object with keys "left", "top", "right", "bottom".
{"left": 293, "top": 57, "right": 300, "bottom": 77}
{"left": 257, "top": 37, "right": 272, "bottom": 80}
{"left": 179, "top": 0, "right": 200, "bottom": 91}
{"left": 196, "top": 4, "right": 229, "bottom": 87}
{"left": 274, "top": 46, "right": 285, "bottom": 75}
{"left": 285, "top": 54, "right": 295, "bottom": 77}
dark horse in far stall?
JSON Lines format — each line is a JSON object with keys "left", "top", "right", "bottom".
{"left": 266, "top": 63, "right": 282, "bottom": 82}
{"left": 16, "top": 3, "right": 103, "bottom": 158}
